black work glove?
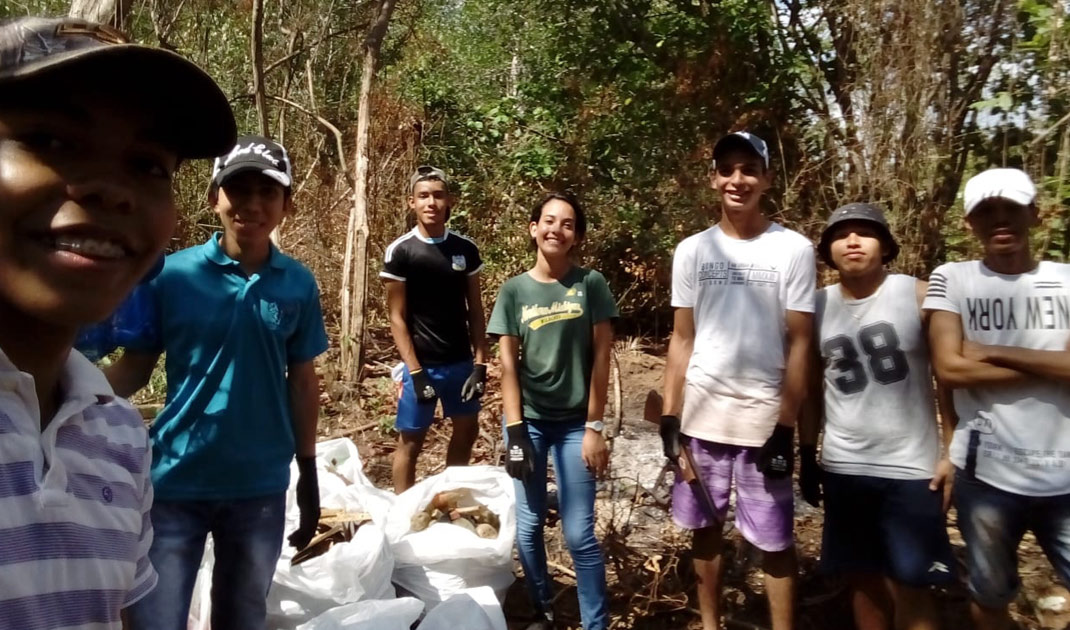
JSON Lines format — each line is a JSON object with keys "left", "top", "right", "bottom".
{"left": 288, "top": 456, "right": 320, "bottom": 549}
{"left": 409, "top": 368, "right": 438, "bottom": 404}
{"left": 799, "top": 444, "right": 822, "bottom": 507}
{"left": 659, "top": 415, "right": 682, "bottom": 461}
{"left": 460, "top": 363, "right": 487, "bottom": 403}
{"left": 505, "top": 423, "right": 535, "bottom": 484}
{"left": 757, "top": 424, "right": 795, "bottom": 479}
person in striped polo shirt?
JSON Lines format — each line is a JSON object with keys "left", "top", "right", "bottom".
{"left": 0, "top": 16, "right": 234, "bottom": 630}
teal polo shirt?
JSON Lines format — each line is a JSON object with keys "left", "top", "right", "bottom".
{"left": 132, "top": 234, "right": 329, "bottom": 501}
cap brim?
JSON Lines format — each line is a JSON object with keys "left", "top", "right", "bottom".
{"left": 214, "top": 163, "right": 292, "bottom": 188}
{"left": 965, "top": 190, "right": 1035, "bottom": 215}
{"left": 3, "top": 45, "right": 236, "bottom": 159}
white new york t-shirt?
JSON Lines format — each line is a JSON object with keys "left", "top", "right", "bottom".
{"left": 923, "top": 260, "right": 1070, "bottom": 496}
{"left": 672, "top": 223, "right": 816, "bottom": 446}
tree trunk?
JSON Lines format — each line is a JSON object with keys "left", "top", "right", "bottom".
{"left": 340, "top": 0, "right": 399, "bottom": 382}
{"left": 250, "top": 0, "right": 278, "bottom": 244}
{"left": 69, "top": 0, "right": 132, "bottom": 29}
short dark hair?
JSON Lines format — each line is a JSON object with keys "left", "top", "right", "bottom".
{"left": 530, "top": 191, "right": 587, "bottom": 240}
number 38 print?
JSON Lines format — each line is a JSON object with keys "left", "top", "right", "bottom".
{"left": 822, "top": 321, "right": 909, "bottom": 394}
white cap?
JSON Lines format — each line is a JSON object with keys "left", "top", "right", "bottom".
{"left": 964, "top": 168, "right": 1036, "bottom": 216}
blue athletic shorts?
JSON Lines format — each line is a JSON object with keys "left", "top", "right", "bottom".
{"left": 820, "top": 471, "right": 955, "bottom": 586}
{"left": 395, "top": 360, "right": 481, "bottom": 433}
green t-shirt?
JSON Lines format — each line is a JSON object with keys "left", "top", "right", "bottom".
{"left": 487, "top": 266, "right": 619, "bottom": 421}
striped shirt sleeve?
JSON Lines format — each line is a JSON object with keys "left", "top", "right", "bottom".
{"left": 922, "top": 264, "right": 959, "bottom": 313}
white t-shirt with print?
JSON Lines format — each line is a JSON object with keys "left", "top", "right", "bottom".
{"left": 923, "top": 260, "right": 1070, "bottom": 496}
{"left": 672, "top": 223, "right": 816, "bottom": 446}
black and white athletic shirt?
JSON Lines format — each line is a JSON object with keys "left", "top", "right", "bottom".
{"left": 381, "top": 228, "right": 483, "bottom": 365}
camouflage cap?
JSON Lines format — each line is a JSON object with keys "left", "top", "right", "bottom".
{"left": 0, "top": 16, "right": 235, "bottom": 158}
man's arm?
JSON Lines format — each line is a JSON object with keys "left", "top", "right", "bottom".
{"left": 662, "top": 307, "right": 695, "bottom": 416}
{"left": 465, "top": 273, "right": 489, "bottom": 364}
{"left": 104, "top": 351, "right": 162, "bottom": 398}
{"left": 798, "top": 346, "right": 824, "bottom": 447}
{"left": 499, "top": 335, "right": 524, "bottom": 425}
{"left": 966, "top": 342, "right": 1070, "bottom": 383}
{"left": 288, "top": 360, "right": 320, "bottom": 458}
{"left": 587, "top": 321, "right": 613, "bottom": 421}
{"left": 778, "top": 310, "right": 814, "bottom": 428}
{"left": 926, "top": 310, "right": 1028, "bottom": 387}
{"left": 385, "top": 280, "right": 421, "bottom": 371}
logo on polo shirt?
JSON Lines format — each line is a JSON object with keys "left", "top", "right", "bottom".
{"left": 451, "top": 255, "right": 467, "bottom": 272}
{"left": 101, "top": 486, "right": 113, "bottom": 503}
{"left": 260, "top": 299, "right": 300, "bottom": 333}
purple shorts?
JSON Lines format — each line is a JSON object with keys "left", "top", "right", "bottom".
{"left": 672, "top": 437, "right": 794, "bottom": 552}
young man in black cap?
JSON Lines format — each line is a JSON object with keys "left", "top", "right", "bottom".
{"left": 0, "top": 15, "right": 234, "bottom": 630}
{"left": 381, "top": 165, "right": 488, "bottom": 492}
{"left": 107, "top": 136, "right": 328, "bottom": 630}
{"left": 660, "top": 132, "right": 815, "bottom": 630}
{"left": 801, "top": 203, "right": 955, "bottom": 630}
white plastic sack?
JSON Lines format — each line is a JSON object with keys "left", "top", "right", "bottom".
{"left": 187, "top": 536, "right": 214, "bottom": 630}
{"left": 385, "top": 466, "right": 516, "bottom": 607}
{"left": 269, "top": 439, "right": 398, "bottom": 629}
{"left": 415, "top": 586, "right": 507, "bottom": 630}
{"left": 295, "top": 597, "right": 424, "bottom": 630}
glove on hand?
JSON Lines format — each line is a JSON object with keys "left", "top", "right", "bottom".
{"left": 757, "top": 424, "right": 795, "bottom": 479}
{"left": 460, "top": 363, "right": 487, "bottom": 402}
{"left": 505, "top": 423, "right": 535, "bottom": 483}
{"left": 659, "top": 415, "right": 682, "bottom": 461}
{"left": 288, "top": 456, "right": 320, "bottom": 549}
{"left": 409, "top": 368, "right": 438, "bottom": 404}
{"left": 799, "top": 444, "right": 822, "bottom": 507}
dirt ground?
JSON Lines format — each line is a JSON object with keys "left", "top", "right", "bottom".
{"left": 319, "top": 338, "right": 1070, "bottom": 630}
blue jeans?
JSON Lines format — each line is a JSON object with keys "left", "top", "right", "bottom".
{"left": 509, "top": 419, "right": 608, "bottom": 630}
{"left": 955, "top": 469, "right": 1070, "bottom": 608}
{"left": 128, "top": 494, "right": 286, "bottom": 630}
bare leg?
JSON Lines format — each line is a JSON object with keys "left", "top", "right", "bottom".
{"left": 762, "top": 547, "right": 797, "bottom": 630}
{"left": 693, "top": 526, "right": 725, "bottom": 630}
{"left": 446, "top": 414, "right": 479, "bottom": 467}
{"left": 891, "top": 581, "right": 940, "bottom": 630}
{"left": 392, "top": 430, "right": 427, "bottom": 493}
{"left": 849, "top": 572, "right": 893, "bottom": 630}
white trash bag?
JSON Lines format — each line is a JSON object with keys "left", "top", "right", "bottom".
{"left": 187, "top": 536, "right": 214, "bottom": 630}
{"left": 268, "top": 439, "right": 398, "bottom": 629}
{"left": 385, "top": 466, "right": 516, "bottom": 608}
{"left": 295, "top": 597, "right": 424, "bottom": 630}
{"left": 415, "top": 586, "right": 507, "bottom": 630}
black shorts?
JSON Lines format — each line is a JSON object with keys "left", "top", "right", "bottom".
{"left": 820, "top": 471, "right": 955, "bottom": 586}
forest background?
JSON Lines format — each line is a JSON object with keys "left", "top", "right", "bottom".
{"left": 3, "top": 0, "right": 1069, "bottom": 388}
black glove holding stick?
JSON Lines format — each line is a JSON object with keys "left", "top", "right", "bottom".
{"left": 799, "top": 444, "right": 822, "bottom": 507}
{"left": 757, "top": 423, "right": 795, "bottom": 479}
{"left": 460, "top": 363, "right": 487, "bottom": 403}
{"left": 505, "top": 422, "right": 535, "bottom": 484}
{"left": 288, "top": 456, "right": 320, "bottom": 549}
{"left": 409, "top": 368, "right": 438, "bottom": 404}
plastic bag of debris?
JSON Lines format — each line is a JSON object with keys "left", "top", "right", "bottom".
{"left": 414, "top": 586, "right": 506, "bottom": 630}
{"left": 267, "top": 439, "right": 398, "bottom": 628}
{"left": 385, "top": 466, "right": 516, "bottom": 608}
{"left": 295, "top": 597, "right": 424, "bottom": 630}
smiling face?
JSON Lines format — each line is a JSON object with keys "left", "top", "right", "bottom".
{"left": 966, "top": 198, "right": 1038, "bottom": 258}
{"left": 529, "top": 198, "right": 580, "bottom": 258}
{"left": 409, "top": 179, "right": 450, "bottom": 231}
{"left": 212, "top": 171, "right": 290, "bottom": 246}
{"left": 0, "top": 88, "right": 178, "bottom": 327}
{"left": 828, "top": 220, "right": 886, "bottom": 276}
{"left": 710, "top": 149, "right": 772, "bottom": 215}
